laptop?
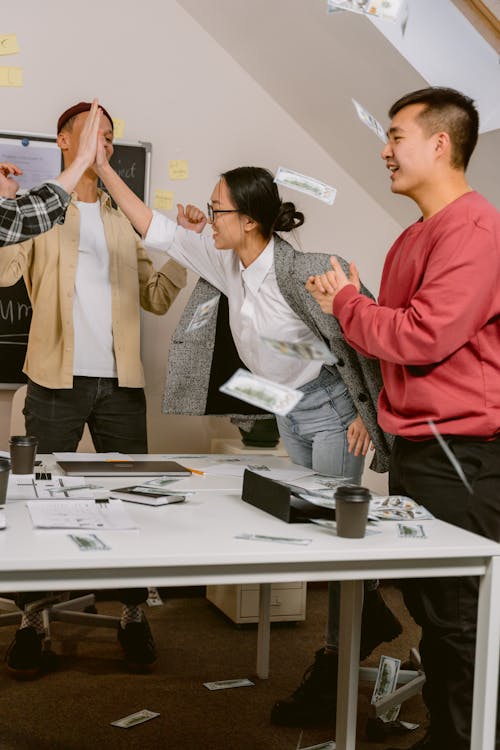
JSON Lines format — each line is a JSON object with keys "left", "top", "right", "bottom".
{"left": 56, "top": 460, "right": 192, "bottom": 477}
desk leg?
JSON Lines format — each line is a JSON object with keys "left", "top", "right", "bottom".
{"left": 256, "top": 583, "right": 271, "bottom": 679}
{"left": 471, "top": 556, "right": 500, "bottom": 750}
{"left": 335, "top": 580, "right": 363, "bottom": 750}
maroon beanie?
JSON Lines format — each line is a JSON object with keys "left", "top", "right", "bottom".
{"left": 57, "top": 101, "right": 114, "bottom": 134}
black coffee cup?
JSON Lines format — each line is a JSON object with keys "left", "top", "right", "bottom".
{"left": 0, "top": 458, "right": 10, "bottom": 507}
{"left": 9, "top": 435, "right": 38, "bottom": 475}
{"left": 335, "top": 485, "right": 371, "bottom": 538}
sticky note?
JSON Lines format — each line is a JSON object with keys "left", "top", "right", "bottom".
{"left": 154, "top": 190, "right": 174, "bottom": 211}
{"left": 168, "top": 160, "right": 189, "bottom": 180}
{"left": 0, "top": 34, "right": 20, "bottom": 56}
{"left": 112, "top": 118, "right": 125, "bottom": 139}
{"left": 0, "top": 66, "right": 23, "bottom": 86}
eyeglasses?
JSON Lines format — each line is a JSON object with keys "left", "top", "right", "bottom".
{"left": 207, "top": 203, "right": 241, "bottom": 223}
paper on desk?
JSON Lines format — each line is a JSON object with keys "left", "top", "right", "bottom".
{"left": 8, "top": 475, "right": 104, "bottom": 501}
{"left": 53, "top": 452, "right": 132, "bottom": 462}
{"left": 27, "top": 499, "right": 137, "bottom": 530}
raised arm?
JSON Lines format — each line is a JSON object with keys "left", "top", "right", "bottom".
{"left": 54, "top": 97, "right": 101, "bottom": 194}
{"left": 0, "top": 99, "right": 102, "bottom": 246}
{"left": 95, "top": 137, "right": 153, "bottom": 236}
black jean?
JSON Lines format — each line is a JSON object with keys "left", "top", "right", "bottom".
{"left": 390, "top": 435, "right": 500, "bottom": 750}
{"left": 24, "top": 376, "right": 148, "bottom": 454}
{"left": 17, "top": 376, "right": 149, "bottom": 610}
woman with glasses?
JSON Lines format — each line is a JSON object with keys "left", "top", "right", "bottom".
{"left": 96, "top": 159, "right": 399, "bottom": 726}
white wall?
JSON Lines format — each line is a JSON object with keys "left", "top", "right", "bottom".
{"left": 1, "top": 0, "right": 405, "bottom": 492}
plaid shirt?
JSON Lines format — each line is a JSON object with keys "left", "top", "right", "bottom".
{"left": 0, "top": 182, "right": 70, "bottom": 246}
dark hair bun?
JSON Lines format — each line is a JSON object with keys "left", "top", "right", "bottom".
{"left": 273, "top": 201, "right": 305, "bottom": 233}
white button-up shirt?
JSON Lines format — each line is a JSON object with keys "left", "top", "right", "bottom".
{"left": 145, "top": 212, "right": 324, "bottom": 389}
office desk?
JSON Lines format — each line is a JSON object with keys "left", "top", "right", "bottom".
{"left": 1, "top": 456, "right": 499, "bottom": 750}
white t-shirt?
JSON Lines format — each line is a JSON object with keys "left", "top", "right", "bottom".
{"left": 145, "top": 213, "right": 323, "bottom": 389}
{"left": 72, "top": 200, "right": 117, "bottom": 377}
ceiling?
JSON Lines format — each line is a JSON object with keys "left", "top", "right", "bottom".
{"left": 177, "top": 0, "right": 500, "bottom": 223}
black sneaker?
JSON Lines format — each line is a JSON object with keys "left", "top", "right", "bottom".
{"left": 5, "top": 626, "right": 44, "bottom": 680}
{"left": 117, "top": 616, "right": 157, "bottom": 673}
{"left": 360, "top": 588, "right": 402, "bottom": 660}
{"left": 270, "top": 648, "right": 338, "bottom": 727}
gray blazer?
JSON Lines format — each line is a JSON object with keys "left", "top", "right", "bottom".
{"left": 163, "top": 235, "right": 393, "bottom": 472}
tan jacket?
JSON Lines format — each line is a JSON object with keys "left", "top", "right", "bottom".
{"left": 0, "top": 190, "right": 186, "bottom": 388}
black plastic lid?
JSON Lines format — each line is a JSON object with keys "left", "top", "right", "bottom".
{"left": 335, "top": 485, "right": 371, "bottom": 502}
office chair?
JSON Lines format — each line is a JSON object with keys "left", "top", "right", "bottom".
{"left": 0, "top": 384, "right": 120, "bottom": 653}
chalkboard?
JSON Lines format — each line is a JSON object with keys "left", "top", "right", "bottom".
{"left": 0, "top": 132, "right": 151, "bottom": 387}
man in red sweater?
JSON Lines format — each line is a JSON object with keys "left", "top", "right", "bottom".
{"left": 307, "top": 87, "right": 500, "bottom": 750}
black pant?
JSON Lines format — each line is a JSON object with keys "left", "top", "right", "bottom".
{"left": 24, "top": 377, "right": 148, "bottom": 454}
{"left": 390, "top": 435, "right": 500, "bottom": 750}
{"left": 19, "top": 376, "right": 149, "bottom": 609}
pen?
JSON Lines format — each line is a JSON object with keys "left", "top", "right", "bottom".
{"left": 184, "top": 467, "right": 205, "bottom": 476}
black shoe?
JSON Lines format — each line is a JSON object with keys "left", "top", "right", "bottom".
{"left": 385, "top": 732, "right": 433, "bottom": 750}
{"left": 270, "top": 648, "right": 338, "bottom": 727}
{"left": 360, "top": 588, "right": 402, "bottom": 660}
{"left": 117, "top": 616, "right": 157, "bottom": 673}
{"left": 5, "top": 626, "right": 44, "bottom": 680}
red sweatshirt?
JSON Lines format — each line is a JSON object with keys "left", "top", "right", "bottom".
{"left": 334, "top": 191, "right": 500, "bottom": 439}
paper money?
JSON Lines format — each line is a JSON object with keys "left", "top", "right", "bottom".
{"left": 428, "top": 420, "right": 473, "bottom": 494}
{"left": 146, "top": 587, "right": 164, "bottom": 607}
{"left": 219, "top": 368, "right": 304, "bottom": 416}
{"left": 397, "top": 523, "right": 427, "bottom": 538}
{"left": 111, "top": 709, "right": 160, "bottom": 728}
{"left": 369, "top": 495, "right": 433, "bottom": 521}
{"left": 234, "top": 532, "right": 312, "bottom": 546}
{"left": 274, "top": 166, "right": 337, "bottom": 205}
{"left": 261, "top": 336, "right": 337, "bottom": 365}
{"left": 186, "top": 295, "right": 219, "bottom": 332}
{"left": 352, "top": 99, "right": 387, "bottom": 143}
{"left": 203, "top": 678, "right": 254, "bottom": 691}
{"left": 327, "top": 0, "right": 406, "bottom": 22}
{"left": 371, "top": 655, "right": 401, "bottom": 723}
{"left": 68, "top": 533, "right": 110, "bottom": 551}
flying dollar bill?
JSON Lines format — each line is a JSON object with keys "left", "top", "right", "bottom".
{"left": 327, "top": 0, "right": 406, "bottom": 22}
{"left": 261, "top": 336, "right": 337, "bottom": 365}
{"left": 219, "top": 368, "right": 304, "bottom": 416}
{"left": 352, "top": 99, "right": 387, "bottom": 143}
{"left": 186, "top": 295, "right": 219, "bottom": 332}
{"left": 274, "top": 166, "right": 337, "bottom": 205}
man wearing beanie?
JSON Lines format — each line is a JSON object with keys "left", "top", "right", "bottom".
{"left": 0, "top": 100, "right": 102, "bottom": 245}
{"left": 0, "top": 101, "right": 187, "bottom": 679}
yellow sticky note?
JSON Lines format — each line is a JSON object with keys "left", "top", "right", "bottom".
{"left": 0, "top": 66, "right": 23, "bottom": 86}
{"left": 154, "top": 190, "right": 174, "bottom": 211}
{"left": 0, "top": 34, "right": 20, "bottom": 56}
{"left": 112, "top": 118, "right": 125, "bottom": 139}
{"left": 168, "top": 160, "right": 189, "bottom": 180}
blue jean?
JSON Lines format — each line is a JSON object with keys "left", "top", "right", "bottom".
{"left": 276, "top": 367, "right": 364, "bottom": 482}
{"left": 277, "top": 367, "right": 371, "bottom": 649}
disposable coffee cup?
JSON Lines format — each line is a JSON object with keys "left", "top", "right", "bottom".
{"left": 9, "top": 435, "right": 38, "bottom": 475}
{"left": 335, "top": 485, "right": 371, "bottom": 538}
{"left": 0, "top": 459, "right": 10, "bottom": 507}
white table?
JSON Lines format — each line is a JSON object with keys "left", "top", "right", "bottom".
{"left": 1, "top": 455, "right": 499, "bottom": 750}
